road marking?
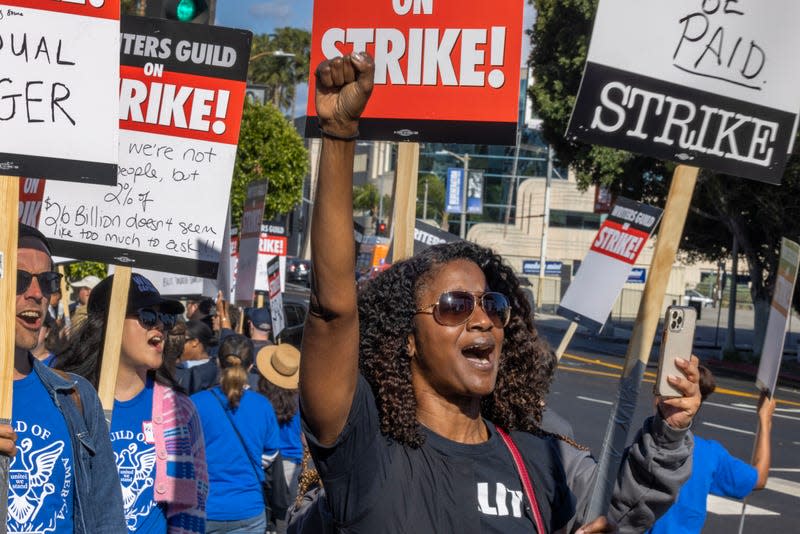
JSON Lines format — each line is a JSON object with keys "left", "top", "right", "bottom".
{"left": 704, "top": 401, "right": 800, "bottom": 422}
{"left": 558, "top": 366, "right": 620, "bottom": 380}
{"left": 706, "top": 495, "right": 778, "bottom": 516}
{"left": 733, "top": 402, "right": 800, "bottom": 414}
{"left": 562, "top": 353, "right": 800, "bottom": 407}
{"left": 577, "top": 396, "right": 612, "bottom": 405}
{"left": 701, "top": 422, "right": 754, "bottom": 435}
{"left": 766, "top": 477, "right": 800, "bottom": 498}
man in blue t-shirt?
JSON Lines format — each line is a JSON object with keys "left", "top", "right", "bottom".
{"left": 1, "top": 224, "right": 126, "bottom": 533}
{"left": 649, "top": 366, "right": 776, "bottom": 533}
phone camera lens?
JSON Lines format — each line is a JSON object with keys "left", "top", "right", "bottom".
{"left": 677, "top": 316, "right": 683, "bottom": 325}
{"left": 671, "top": 320, "right": 677, "bottom": 330}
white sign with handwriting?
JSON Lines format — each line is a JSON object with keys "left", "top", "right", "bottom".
{"left": 38, "top": 17, "right": 252, "bottom": 278}
{"left": 0, "top": 1, "right": 119, "bottom": 184}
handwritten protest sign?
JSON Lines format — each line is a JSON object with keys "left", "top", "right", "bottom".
{"left": 0, "top": 1, "right": 119, "bottom": 184}
{"left": 559, "top": 197, "right": 663, "bottom": 332}
{"left": 306, "top": 0, "right": 525, "bottom": 144}
{"left": 756, "top": 238, "right": 800, "bottom": 396}
{"left": 567, "top": 1, "right": 800, "bottom": 184}
{"left": 37, "top": 16, "right": 251, "bottom": 277}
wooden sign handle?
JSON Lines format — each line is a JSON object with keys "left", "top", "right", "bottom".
{"left": 0, "top": 175, "right": 20, "bottom": 533}
{"left": 586, "top": 165, "right": 699, "bottom": 520}
{"left": 97, "top": 266, "right": 132, "bottom": 418}
{"left": 392, "top": 142, "right": 420, "bottom": 262}
{"left": 0, "top": 176, "right": 19, "bottom": 422}
{"left": 555, "top": 321, "right": 578, "bottom": 361}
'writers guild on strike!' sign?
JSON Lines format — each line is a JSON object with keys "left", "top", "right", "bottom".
{"left": 568, "top": 0, "right": 800, "bottom": 184}
{"left": 38, "top": 16, "right": 252, "bottom": 279}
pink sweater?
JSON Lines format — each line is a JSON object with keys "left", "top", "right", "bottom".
{"left": 152, "top": 381, "right": 209, "bottom": 534}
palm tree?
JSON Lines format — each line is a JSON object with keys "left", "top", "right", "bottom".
{"left": 248, "top": 29, "right": 311, "bottom": 115}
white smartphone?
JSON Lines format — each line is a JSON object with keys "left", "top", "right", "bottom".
{"left": 655, "top": 305, "right": 697, "bottom": 397}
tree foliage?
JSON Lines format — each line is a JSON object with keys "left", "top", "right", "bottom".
{"left": 529, "top": 0, "right": 800, "bottom": 353}
{"left": 231, "top": 102, "right": 308, "bottom": 225}
{"left": 248, "top": 28, "right": 311, "bottom": 113}
{"left": 64, "top": 261, "right": 107, "bottom": 284}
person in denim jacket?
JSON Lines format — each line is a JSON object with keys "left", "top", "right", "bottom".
{"left": 2, "top": 223, "right": 126, "bottom": 533}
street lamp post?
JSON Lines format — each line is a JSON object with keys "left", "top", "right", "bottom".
{"left": 437, "top": 150, "right": 470, "bottom": 239}
{"left": 249, "top": 49, "right": 296, "bottom": 115}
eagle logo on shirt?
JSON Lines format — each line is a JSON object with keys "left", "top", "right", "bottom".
{"left": 115, "top": 442, "right": 157, "bottom": 528}
{"left": 8, "top": 438, "right": 65, "bottom": 526}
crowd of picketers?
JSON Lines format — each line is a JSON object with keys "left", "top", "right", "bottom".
{"left": 1, "top": 52, "right": 778, "bottom": 534}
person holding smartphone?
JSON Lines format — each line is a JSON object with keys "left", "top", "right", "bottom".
{"left": 648, "top": 365, "right": 777, "bottom": 533}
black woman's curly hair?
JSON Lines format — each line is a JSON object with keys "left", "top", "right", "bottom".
{"left": 357, "top": 240, "right": 556, "bottom": 448}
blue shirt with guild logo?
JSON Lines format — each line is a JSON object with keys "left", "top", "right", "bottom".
{"left": 8, "top": 370, "right": 74, "bottom": 533}
{"left": 110, "top": 378, "right": 166, "bottom": 533}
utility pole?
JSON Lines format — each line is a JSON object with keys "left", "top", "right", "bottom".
{"left": 459, "top": 155, "right": 470, "bottom": 239}
{"left": 422, "top": 177, "right": 429, "bottom": 220}
{"left": 536, "top": 146, "right": 553, "bottom": 311}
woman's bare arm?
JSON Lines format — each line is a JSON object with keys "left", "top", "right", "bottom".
{"left": 300, "top": 54, "right": 374, "bottom": 446}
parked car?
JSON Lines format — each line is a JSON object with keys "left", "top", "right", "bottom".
{"left": 275, "top": 289, "right": 309, "bottom": 348}
{"left": 286, "top": 257, "right": 311, "bottom": 287}
{"left": 682, "top": 289, "right": 714, "bottom": 308}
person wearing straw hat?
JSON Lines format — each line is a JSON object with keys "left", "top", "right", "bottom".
{"left": 255, "top": 344, "right": 303, "bottom": 534}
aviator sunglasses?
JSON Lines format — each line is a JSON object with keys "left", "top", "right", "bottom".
{"left": 415, "top": 290, "right": 511, "bottom": 328}
{"left": 132, "top": 308, "right": 177, "bottom": 331}
{"left": 17, "top": 270, "right": 62, "bottom": 297}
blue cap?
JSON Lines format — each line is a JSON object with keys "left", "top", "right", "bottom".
{"left": 248, "top": 307, "right": 272, "bottom": 331}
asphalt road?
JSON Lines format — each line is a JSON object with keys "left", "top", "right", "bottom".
{"left": 543, "top": 338, "right": 800, "bottom": 533}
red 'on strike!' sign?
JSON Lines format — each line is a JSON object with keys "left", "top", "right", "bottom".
{"left": 306, "top": 0, "right": 525, "bottom": 145}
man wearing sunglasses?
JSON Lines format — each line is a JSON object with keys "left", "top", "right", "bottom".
{"left": 3, "top": 223, "right": 126, "bottom": 533}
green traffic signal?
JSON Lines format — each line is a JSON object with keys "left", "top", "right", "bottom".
{"left": 175, "top": 0, "right": 198, "bottom": 21}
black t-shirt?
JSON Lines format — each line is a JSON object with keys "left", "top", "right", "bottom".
{"left": 303, "top": 375, "right": 574, "bottom": 533}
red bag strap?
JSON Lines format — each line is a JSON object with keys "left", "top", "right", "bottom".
{"left": 496, "top": 426, "right": 546, "bottom": 534}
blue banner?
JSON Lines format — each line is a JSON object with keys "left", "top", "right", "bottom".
{"left": 445, "top": 167, "right": 463, "bottom": 214}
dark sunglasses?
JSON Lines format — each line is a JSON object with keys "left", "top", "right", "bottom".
{"left": 415, "top": 290, "right": 511, "bottom": 328}
{"left": 17, "top": 270, "right": 62, "bottom": 297}
{"left": 133, "top": 308, "right": 176, "bottom": 331}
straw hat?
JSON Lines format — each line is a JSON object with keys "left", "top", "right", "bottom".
{"left": 256, "top": 344, "right": 300, "bottom": 390}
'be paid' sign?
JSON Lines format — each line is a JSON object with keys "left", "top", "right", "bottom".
{"left": 567, "top": 1, "right": 800, "bottom": 184}
{"left": 0, "top": 0, "right": 120, "bottom": 184}
{"left": 306, "top": 0, "right": 525, "bottom": 145}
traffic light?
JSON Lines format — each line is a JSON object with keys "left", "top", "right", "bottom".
{"left": 145, "top": 0, "right": 213, "bottom": 24}
{"left": 377, "top": 221, "right": 387, "bottom": 236}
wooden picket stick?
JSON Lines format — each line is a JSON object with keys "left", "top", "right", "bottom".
{"left": 256, "top": 292, "right": 265, "bottom": 308}
{"left": 555, "top": 321, "right": 578, "bottom": 361}
{"left": 0, "top": 176, "right": 20, "bottom": 532}
{"left": 392, "top": 142, "right": 420, "bottom": 262}
{"left": 586, "top": 165, "right": 699, "bottom": 520}
{"left": 97, "top": 266, "right": 132, "bottom": 420}
{"left": 57, "top": 265, "right": 71, "bottom": 323}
